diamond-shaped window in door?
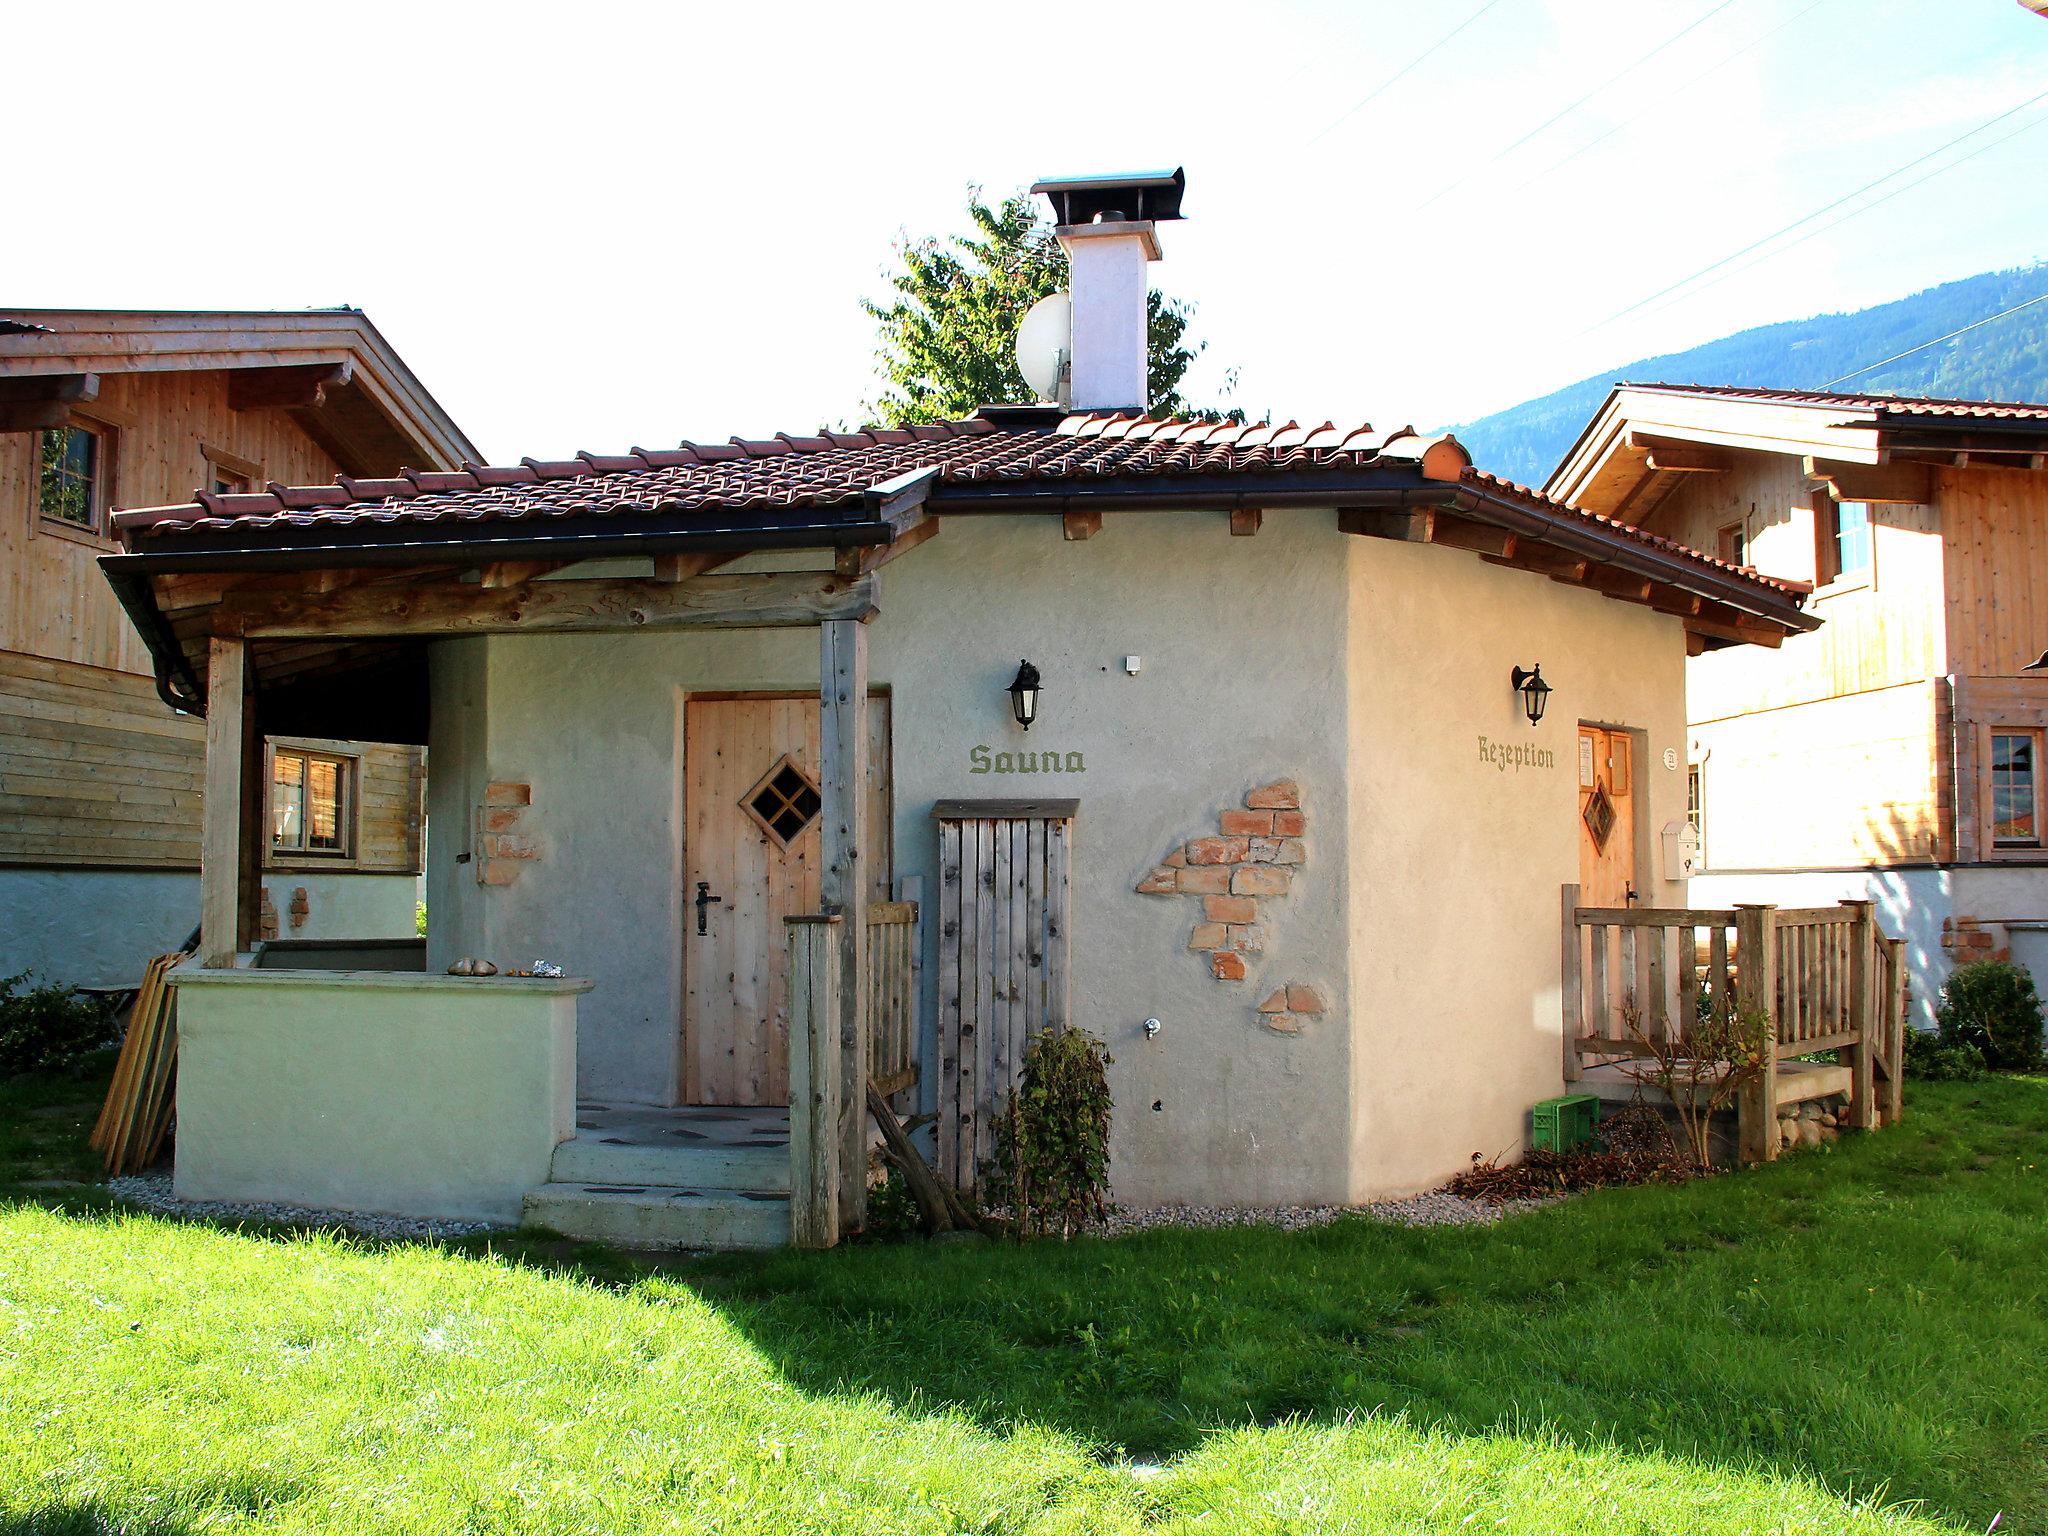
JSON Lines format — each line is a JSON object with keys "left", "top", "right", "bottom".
{"left": 742, "top": 755, "right": 823, "bottom": 849}
{"left": 1582, "top": 783, "right": 1617, "bottom": 854}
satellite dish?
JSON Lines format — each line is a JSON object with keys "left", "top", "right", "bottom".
{"left": 1014, "top": 291, "right": 1071, "bottom": 405}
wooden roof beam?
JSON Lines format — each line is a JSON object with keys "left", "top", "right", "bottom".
{"left": 1338, "top": 508, "right": 1433, "bottom": 542}
{"left": 1805, "top": 457, "right": 1934, "bottom": 505}
{"left": 0, "top": 371, "right": 100, "bottom": 432}
{"left": 1428, "top": 515, "right": 1516, "bottom": 557}
{"left": 229, "top": 361, "right": 354, "bottom": 412}
{"left": 1481, "top": 542, "right": 1590, "bottom": 583}
{"left": 213, "top": 569, "right": 879, "bottom": 640}
{"left": 1627, "top": 432, "right": 1732, "bottom": 473}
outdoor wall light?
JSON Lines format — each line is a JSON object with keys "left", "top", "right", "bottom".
{"left": 1511, "top": 664, "right": 1552, "bottom": 727}
{"left": 1008, "top": 659, "right": 1041, "bottom": 730}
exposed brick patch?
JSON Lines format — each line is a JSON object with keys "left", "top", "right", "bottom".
{"left": 258, "top": 888, "right": 279, "bottom": 942}
{"left": 1134, "top": 779, "right": 1310, "bottom": 981}
{"left": 1258, "top": 979, "right": 1329, "bottom": 1034}
{"left": 288, "top": 886, "right": 310, "bottom": 931}
{"left": 477, "top": 782, "right": 540, "bottom": 888}
{"left": 1245, "top": 780, "right": 1300, "bottom": 810}
{"left": 1942, "top": 915, "right": 2011, "bottom": 963}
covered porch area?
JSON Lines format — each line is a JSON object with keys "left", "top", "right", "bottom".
{"left": 122, "top": 474, "right": 941, "bottom": 1247}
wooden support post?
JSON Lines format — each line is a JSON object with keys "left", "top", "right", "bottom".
{"left": 786, "top": 915, "right": 842, "bottom": 1248}
{"left": 238, "top": 682, "right": 264, "bottom": 950}
{"left": 820, "top": 617, "right": 870, "bottom": 1234}
{"left": 899, "top": 873, "right": 927, "bottom": 1110}
{"left": 1560, "top": 884, "right": 1583, "bottom": 1082}
{"left": 1882, "top": 935, "right": 1907, "bottom": 1126}
{"left": 1735, "top": 904, "right": 1779, "bottom": 1164}
{"left": 1842, "top": 900, "right": 1878, "bottom": 1131}
{"left": 201, "top": 636, "right": 249, "bottom": 968}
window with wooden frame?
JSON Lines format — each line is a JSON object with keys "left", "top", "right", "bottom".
{"left": 1687, "top": 761, "right": 1705, "bottom": 864}
{"left": 1989, "top": 728, "right": 2045, "bottom": 851}
{"left": 203, "top": 444, "right": 262, "bottom": 497}
{"left": 35, "top": 417, "right": 115, "bottom": 534}
{"left": 270, "top": 743, "right": 357, "bottom": 859}
{"left": 1715, "top": 520, "right": 1748, "bottom": 569}
{"left": 1812, "top": 492, "right": 1873, "bottom": 590}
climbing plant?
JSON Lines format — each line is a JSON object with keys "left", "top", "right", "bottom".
{"left": 987, "top": 1027, "right": 1113, "bottom": 1239}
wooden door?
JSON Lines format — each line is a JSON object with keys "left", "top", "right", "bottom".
{"left": 683, "top": 693, "right": 891, "bottom": 1106}
{"left": 1578, "top": 726, "right": 1636, "bottom": 908}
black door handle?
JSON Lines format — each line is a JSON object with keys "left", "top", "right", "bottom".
{"left": 695, "top": 880, "right": 723, "bottom": 935}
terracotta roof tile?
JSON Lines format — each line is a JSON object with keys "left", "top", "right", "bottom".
{"left": 1626, "top": 382, "right": 2048, "bottom": 422}
{"left": 107, "top": 406, "right": 1804, "bottom": 611}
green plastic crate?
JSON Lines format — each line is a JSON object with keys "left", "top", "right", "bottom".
{"left": 1531, "top": 1092, "right": 1601, "bottom": 1152}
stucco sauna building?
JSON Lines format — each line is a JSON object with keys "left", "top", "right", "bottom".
{"left": 105, "top": 174, "right": 1817, "bottom": 1245}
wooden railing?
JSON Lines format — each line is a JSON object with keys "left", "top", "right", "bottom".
{"left": 866, "top": 899, "right": 920, "bottom": 1101}
{"left": 1561, "top": 886, "right": 1907, "bottom": 1162}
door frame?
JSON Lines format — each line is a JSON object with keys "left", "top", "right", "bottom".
{"left": 677, "top": 687, "right": 893, "bottom": 1105}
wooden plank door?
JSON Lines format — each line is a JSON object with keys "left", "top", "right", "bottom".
{"left": 683, "top": 693, "right": 891, "bottom": 1106}
{"left": 1577, "top": 725, "right": 1636, "bottom": 908}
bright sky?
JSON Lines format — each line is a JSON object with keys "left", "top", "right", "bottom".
{"left": 7, "top": 1, "right": 2044, "bottom": 461}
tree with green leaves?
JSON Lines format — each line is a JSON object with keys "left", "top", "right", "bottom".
{"left": 862, "top": 188, "right": 1232, "bottom": 425}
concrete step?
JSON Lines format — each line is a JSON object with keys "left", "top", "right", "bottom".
{"left": 549, "top": 1134, "right": 790, "bottom": 1194}
{"left": 520, "top": 1183, "right": 791, "bottom": 1251}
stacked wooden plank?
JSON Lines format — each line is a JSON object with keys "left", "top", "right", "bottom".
{"left": 90, "top": 952, "right": 186, "bottom": 1176}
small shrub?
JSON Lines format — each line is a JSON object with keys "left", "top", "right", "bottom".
{"left": 1903, "top": 1025, "right": 1987, "bottom": 1081}
{"left": 0, "top": 972, "right": 119, "bottom": 1078}
{"left": 860, "top": 1165, "right": 924, "bottom": 1242}
{"left": 1936, "top": 959, "right": 2045, "bottom": 1071}
{"left": 986, "top": 1027, "right": 1113, "bottom": 1240}
{"left": 415, "top": 900, "right": 428, "bottom": 938}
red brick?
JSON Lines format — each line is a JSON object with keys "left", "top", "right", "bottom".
{"left": 1271, "top": 810, "right": 1306, "bottom": 837}
{"left": 1187, "top": 922, "right": 1229, "bottom": 951}
{"left": 1186, "top": 836, "right": 1250, "bottom": 865}
{"left": 485, "top": 781, "right": 532, "bottom": 807}
{"left": 1176, "top": 867, "right": 1232, "bottom": 894}
{"left": 1260, "top": 1012, "right": 1301, "bottom": 1034}
{"left": 1220, "top": 809, "right": 1275, "bottom": 837}
{"left": 1204, "top": 894, "right": 1258, "bottom": 924}
{"left": 490, "top": 835, "right": 540, "bottom": 860}
{"left": 481, "top": 859, "right": 522, "bottom": 886}
{"left": 1135, "top": 867, "right": 1178, "bottom": 895}
{"left": 483, "top": 806, "right": 523, "bottom": 833}
{"left": 1226, "top": 924, "right": 1265, "bottom": 952}
{"left": 1246, "top": 779, "right": 1300, "bottom": 810}
{"left": 1211, "top": 952, "right": 1248, "bottom": 982}
{"left": 1162, "top": 848, "right": 1189, "bottom": 868}
{"left": 1232, "top": 866, "right": 1292, "bottom": 897}
{"left": 1286, "top": 983, "right": 1327, "bottom": 1015}
{"left": 1257, "top": 988, "right": 1290, "bottom": 1013}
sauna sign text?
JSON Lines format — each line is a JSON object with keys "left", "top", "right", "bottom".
{"left": 1478, "top": 735, "right": 1556, "bottom": 773}
{"left": 970, "top": 745, "right": 1086, "bottom": 775}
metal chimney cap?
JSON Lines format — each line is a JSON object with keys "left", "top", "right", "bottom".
{"left": 1030, "top": 168, "right": 1185, "bottom": 226}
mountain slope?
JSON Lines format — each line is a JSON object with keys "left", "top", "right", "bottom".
{"left": 1455, "top": 265, "right": 2048, "bottom": 489}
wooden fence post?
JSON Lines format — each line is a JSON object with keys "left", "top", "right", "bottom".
{"left": 201, "top": 636, "right": 249, "bottom": 969}
{"left": 820, "top": 618, "right": 869, "bottom": 1235}
{"left": 1841, "top": 900, "right": 1878, "bottom": 1131}
{"left": 1560, "top": 884, "right": 1583, "bottom": 1083}
{"left": 899, "top": 874, "right": 926, "bottom": 1112}
{"left": 786, "top": 914, "right": 843, "bottom": 1249}
{"left": 1882, "top": 935, "right": 1907, "bottom": 1126}
{"left": 1735, "top": 904, "right": 1779, "bottom": 1165}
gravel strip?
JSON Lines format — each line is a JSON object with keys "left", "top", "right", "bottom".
{"left": 106, "top": 1174, "right": 500, "bottom": 1242}
{"left": 1097, "top": 1187, "right": 1559, "bottom": 1236}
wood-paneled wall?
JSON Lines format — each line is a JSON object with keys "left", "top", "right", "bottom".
{"left": 0, "top": 370, "right": 344, "bottom": 675}
{"left": 1692, "top": 680, "right": 1943, "bottom": 870}
{"left": 1651, "top": 453, "right": 1946, "bottom": 723}
{"left": 1940, "top": 465, "right": 2048, "bottom": 679}
{"left": 0, "top": 649, "right": 423, "bottom": 872}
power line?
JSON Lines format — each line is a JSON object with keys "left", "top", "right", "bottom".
{"left": 1506, "top": 0, "right": 1838, "bottom": 201}
{"left": 1588, "top": 82, "right": 2048, "bottom": 334}
{"left": 1634, "top": 107, "right": 2048, "bottom": 323}
{"left": 1416, "top": 0, "right": 1739, "bottom": 213}
{"left": 1822, "top": 289, "right": 2048, "bottom": 389}
{"left": 1307, "top": 0, "right": 1514, "bottom": 147}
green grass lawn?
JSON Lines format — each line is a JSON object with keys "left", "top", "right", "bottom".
{"left": 2, "top": 1068, "right": 2042, "bottom": 1534}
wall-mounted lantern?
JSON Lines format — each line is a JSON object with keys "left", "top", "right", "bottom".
{"left": 1510, "top": 664, "right": 1551, "bottom": 727}
{"left": 1008, "top": 659, "right": 1042, "bottom": 731}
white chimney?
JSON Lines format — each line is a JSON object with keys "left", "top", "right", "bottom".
{"left": 1031, "top": 169, "right": 1185, "bottom": 415}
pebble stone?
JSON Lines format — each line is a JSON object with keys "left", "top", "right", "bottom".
{"left": 106, "top": 1174, "right": 498, "bottom": 1242}
{"left": 1095, "top": 1187, "right": 1557, "bottom": 1237}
